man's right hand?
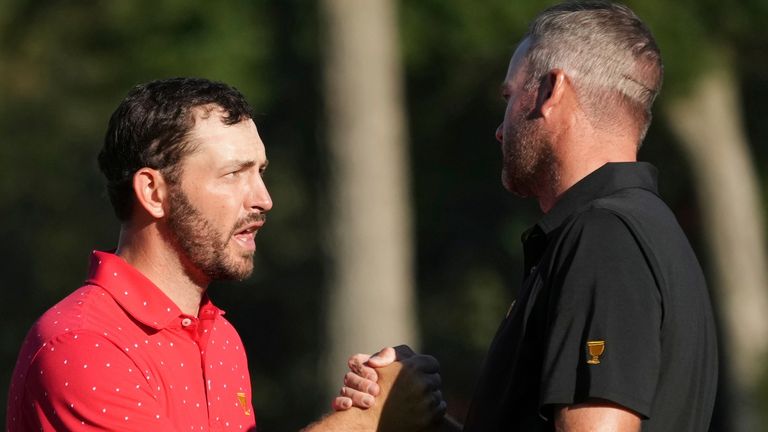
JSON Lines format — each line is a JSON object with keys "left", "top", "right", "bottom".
{"left": 333, "top": 345, "right": 447, "bottom": 429}
{"left": 332, "top": 346, "right": 397, "bottom": 410}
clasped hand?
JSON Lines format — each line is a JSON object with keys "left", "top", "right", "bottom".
{"left": 333, "top": 345, "right": 447, "bottom": 430}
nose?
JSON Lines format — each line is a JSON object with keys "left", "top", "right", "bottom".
{"left": 249, "top": 174, "right": 273, "bottom": 213}
{"left": 495, "top": 123, "right": 504, "bottom": 143}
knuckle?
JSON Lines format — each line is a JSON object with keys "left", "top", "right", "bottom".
{"left": 394, "top": 344, "right": 415, "bottom": 358}
{"left": 430, "top": 372, "right": 442, "bottom": 388}
{"left": 347, "top": 357, "right": 361, "bottom": 371}
{"left": 348, "top": 353, "right": 370, "bottom": 371}
{"left": 361, "top": 366, "right": 378, "bottom": 381}
{"left": 425, "top": 354, "right": 439, "bottom": 366}
{"left": 344, "top": 371, "right": 356, "bottom": 382}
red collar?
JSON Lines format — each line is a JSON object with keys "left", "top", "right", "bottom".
{"left": 85, "top": 251, "right": 223, "bottom": 329}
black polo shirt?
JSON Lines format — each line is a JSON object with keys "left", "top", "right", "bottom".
{"left": 463, "top": 162, "right": 718, "bottom": 432}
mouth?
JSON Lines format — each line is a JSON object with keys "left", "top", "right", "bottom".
{"left": 232, "top": 221, "right": 265, "bottom": 252}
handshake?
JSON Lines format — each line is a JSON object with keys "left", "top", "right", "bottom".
{"left": 308, "top": 345, "right": 462, "bottom": 432}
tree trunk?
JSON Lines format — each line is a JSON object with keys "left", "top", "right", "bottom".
{"left": 320, "top": 0, "right": 418, "bottom": 395}
{"left": 665, "top": 65, "right": 768, "bottom": 431}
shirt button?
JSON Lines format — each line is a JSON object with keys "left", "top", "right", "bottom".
{"left": 181, "top": 318, "right": 193, "bottom": 327}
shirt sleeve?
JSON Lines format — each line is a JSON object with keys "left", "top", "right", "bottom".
{"left": 539, "top": 208, "right": 662, "bottom": 418}
{"left": 20, "top": 331, "right": 179, "bottom": 431}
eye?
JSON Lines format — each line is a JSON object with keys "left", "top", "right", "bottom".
{"left": 259, "top": 167, "right": 267, "bottom": 178}
{"left": 224, "top": 169, "right": 242, "bottom": 178}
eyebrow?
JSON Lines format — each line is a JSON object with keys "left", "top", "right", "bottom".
{"left": 226, "top": 159, "right": 268, "bottom": 171}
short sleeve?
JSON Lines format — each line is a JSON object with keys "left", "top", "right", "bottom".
{"left": 20, "top": 331, "right": 178, "bottom": 431}
{"left": 539, "top": 209, "right": 661, "bottom": 418}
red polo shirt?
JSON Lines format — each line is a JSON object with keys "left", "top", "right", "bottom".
{"left": 7, "top": 251, "right": 257, "bottom": 431}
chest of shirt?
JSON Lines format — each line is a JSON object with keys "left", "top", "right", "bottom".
{"left": 94, "top": 316, "right": 255, "bottom": 431}
{"left": 464, "top": 269, "right": 551, "bottom": 431}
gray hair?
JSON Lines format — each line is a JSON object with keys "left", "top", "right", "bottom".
{"left": 523, "top": 1, "right": 663, "bottom": 143}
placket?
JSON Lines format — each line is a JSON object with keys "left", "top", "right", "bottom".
{"left": 197, "top": 307, "right": 219, "bottom": 428}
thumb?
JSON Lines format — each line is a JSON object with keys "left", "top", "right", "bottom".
{"left": 367, "top": 346, "right": 397, "bottom": 367}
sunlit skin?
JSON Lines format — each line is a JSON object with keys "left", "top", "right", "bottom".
{"left": 554, "top": 401, "right": 641, "bottom": 432}
{"left": 116, "top": 107, "right": 272, "bottom": 316}
{"left": 166, "top": 110, "right": 272, "bottom": 282}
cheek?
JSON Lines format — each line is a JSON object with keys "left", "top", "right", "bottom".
{"left": 212, "top": 200, "right": 241, "bottom": 226}
{"left": 502, "top": 114, "right": 518, "bottom": 140}
{"left": 192, "top": 191, "right": 240, "bottom": 226}
{"left": 503, "top": 103, "right": 520, "bottom": 129}
{"left": 502, "top": 103, "right": 514, "bottom": 125}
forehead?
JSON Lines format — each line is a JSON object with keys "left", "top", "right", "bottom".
{"left": 504, "top": 38, "right": 532, "bottom": 87}
{"left": 185, "top": 109, "right": 265, "bottom": 163}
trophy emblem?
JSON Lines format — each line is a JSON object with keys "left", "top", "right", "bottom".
{"left": 586, "top": 340, "right": 605, "bottom": 365}
{"left": 237, "top": 392, "right": 252, "bottom": 416}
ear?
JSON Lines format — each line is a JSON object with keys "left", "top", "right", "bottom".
{"left": 132, "top": 168, "right": 168, "bottom": 219}
{"left": 535, "top": 69, "right": 569, "bottom": 119}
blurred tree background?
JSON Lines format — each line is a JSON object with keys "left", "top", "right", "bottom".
{"left": 1, "top": 1, "right": 766, "bottom": 431}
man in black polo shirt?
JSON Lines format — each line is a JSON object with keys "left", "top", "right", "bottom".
{"left": 335, "top": 1, "right": 718, "bottom": 431}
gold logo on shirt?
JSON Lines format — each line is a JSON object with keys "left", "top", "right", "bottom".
{"left": 237, "top": 392, "right": 251, "bottom": 416}
{"left": 587, "top": 340, "right": 605, "bottom": 365}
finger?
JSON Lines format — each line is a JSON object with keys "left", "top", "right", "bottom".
{"left": 348, "top": 353, "right": 372, "bottom": 374}
{"left": 348, "top": 364, "right": 378, "bottom": 383}
{"left": 331, "top": 396, "right": 353, "bottom": 411}
{"left": 349, "top": 354, "right": 381, "bottom": 382}
{"left": 344, "top": 371, "right": 381, "bottom": 396}
{"left": 423, "top": 371, "right": 442, "bottom": 390}
{"left": 412, "top": 393, "right": 448, "bottom": 429}
{"left": 398, "top": 371, "right": 442, "bottom": 397}
{"left": 402, "top": 354, "right": 440, "bottom": 374}
{"left": 340, "top": 386, "right": 375, "bottom": 409}
{"left": 432, "top": 400, "right": 448, "bottom": 425}
{"left": 430, "top": 390, "right": 445, "bottom": 411}
{"left": 419, "top": 391, "right": 447, "bottom": 428}
{"left": 367, "top": 346, "right": 397, "bottom": 367}
{"left": 359, "top": 363, "right": 380, "bottom": 382}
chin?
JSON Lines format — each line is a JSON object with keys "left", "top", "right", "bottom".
{"left": 502, "top": 175, "right": 531, "bottom": 198}
{"left": 230, "top": 259, "right": 255, "bottom": 281}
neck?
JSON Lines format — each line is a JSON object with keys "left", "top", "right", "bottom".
{"left": 116, "top": 222, "right": 209, "bottom": 317}
{"left": 537, "top": 127, "right": 638, "bottom": 213}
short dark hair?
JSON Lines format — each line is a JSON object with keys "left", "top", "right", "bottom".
{"left": 98, "top": 77, "right": 254, "bottom": 221}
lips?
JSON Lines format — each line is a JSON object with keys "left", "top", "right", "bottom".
{"left": 232, "top": 220, "right": 264, "bottom": 252}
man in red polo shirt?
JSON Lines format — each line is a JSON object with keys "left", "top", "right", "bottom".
{"left": 7, "top": 78, "right": 444, "bottom": 431}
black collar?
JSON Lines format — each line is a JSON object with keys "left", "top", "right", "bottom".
{"left": 519, "top": 162, "right": 659, "bottom": 274}
{"left": 537, "top": 162, "right": 659, "bottom": 235}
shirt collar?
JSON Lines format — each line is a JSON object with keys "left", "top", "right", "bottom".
{"left": 85, "top": 250, "right": 223, "bottom": 330}
{"left": 536, "top": 162, "right": 659, "bottom": 235}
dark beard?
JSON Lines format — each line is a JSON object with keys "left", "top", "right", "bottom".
{"left": 165, "top": 186, "right": 257, "bottom": 281}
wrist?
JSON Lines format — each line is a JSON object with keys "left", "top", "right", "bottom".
{"left": 303, "top": 406, "right": 380, "bottom": 432}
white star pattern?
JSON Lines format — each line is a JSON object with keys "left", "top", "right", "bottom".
{"left": 7, "top": 252, "right": 255, "bottom": 431}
